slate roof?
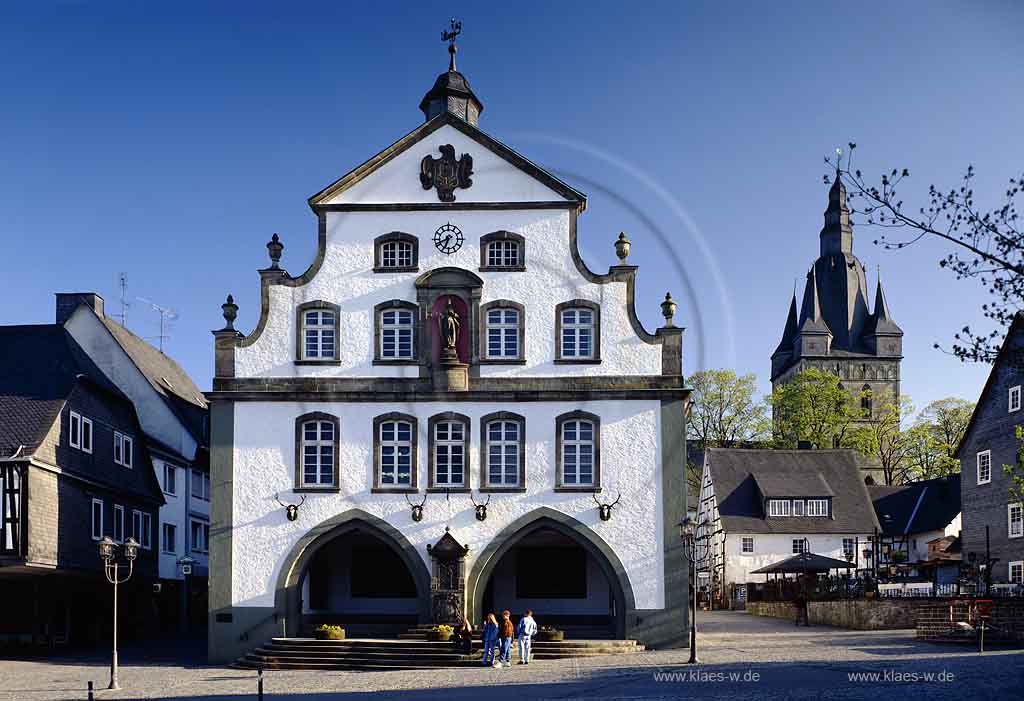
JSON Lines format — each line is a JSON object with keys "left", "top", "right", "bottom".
{"left": 99, "top": 317, "right": 208, "bottom": 445}
{"left": 707, "top": 448, "right": 880, "bottom": 534}
{"left": 0, "top": 325, "right": 121, "bottom": 455}
{"left": 869, "top": 473, "right": 961, "bottom": 537}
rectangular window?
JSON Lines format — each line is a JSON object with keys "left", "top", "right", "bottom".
{"left": 141, "top": 513, "right": 152, "bottom": 549}
{"left": 486, "top": 308, "right": 519, "bottom": 359}
{"left": 977, "top": 450, "right": 992, "bottom": 485}
{"left": 81, "top": 416, "right": 92, "bottom": 453}
{"left": 302, "top": 309, "right": 336, "bottom": 359}
{"left": 162, "top": 523, "right": 177, "bottom": 554}
{"left": 113, "top": 504, "right": 125, "bottom": 543}
{"left": 1011, "top": 385, "right": 1021, "bottom": 413}
{"left": 1009, "top": 503, "right": 1023, "bottom": 539}
{"left": 807, "top": 499, "right": 829, "bottom": 517}
{"left": 560, "top": 309, "right": 594, "bottom": 359}
{"left": 561, "top": 419, "right": 594, "bottom": 486}
{"left": 433, "top": 421, "right": 465, "bottom": 487}
{"left": 380, "top": 309, "right": 414, "bottom": 359}
{"left": 792, "top": 499, "right": 804, "bottom": 516}
{"left": 792, "top": 539, "right": 807, "bottom": 554}
{"left": 381, "top": 240, "right": 413, "bottom": 268}
{"left": 91, "top": 498, "right": 103, "bottom": 540}
{"left": 487, "top": 240, "right": 520, "bottom": 268}
{"left": 1010, "top": 561, "right": 1023, "bottom": 585}
{"left": 768, "top": 499, "right": 791, "bottom": 517}
{"left": 486, "top": 420, "right": 520, "bottom": 487}
{"left": 191, "top": 470, "right": 211, "bottom": 500}
{"left": 379, "top": 420, "right": 413, "bottom": 486}
{"left": 163, "top": 464, "right": 177, "bottom": 495}
{"left": 132, "top": 509, "right": 142, "bottom": 545}
{"left": 114, "top": 432, "right": 133, "bottom": 468}
{"left": 843, "top": 538, "right": 856, "bottom": 560}
{"left": 70, "top": 411, "right": 82, "bottom": 449}
{"left": 741, "top": 536, "right": 754, "bottom": 554}
{"left": 302, "top": 420, "right": 336, "bottom": 487}
{"left": 191, "top": 519, "right": 210, "bottom": 553}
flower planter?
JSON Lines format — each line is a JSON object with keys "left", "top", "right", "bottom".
{"left": 427, "top": 631, "right": 452, "bottom": 642}
{"left": 536, "top": 629, "right": 564, "bottom": 642}
{"left": 314, "top": 627, "right": 345, "bottom": 641}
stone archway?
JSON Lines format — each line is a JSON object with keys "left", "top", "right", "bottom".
{"left": 466, "top": 507, "right": 636, "bottom": 639}
{"left": 274, "top": 509, "right": 431, "bottom": 637}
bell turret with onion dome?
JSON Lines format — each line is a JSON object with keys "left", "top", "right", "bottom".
{"left": 419, "top": 18, "right": 484, "bottom": 125}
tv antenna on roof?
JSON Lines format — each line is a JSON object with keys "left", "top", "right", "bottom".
{"left": 137, "top": 297, "right": 179, "bottom": 352}
{"left": 115, "top": 273, "right": 131, "bottom": 327}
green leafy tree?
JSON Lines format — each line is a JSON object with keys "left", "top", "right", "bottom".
{"left": 686, "top": 369, "right": 770, "bottom": 495}
{"left": 851, "top": 392, "right": 915, "bottom": 486}
{"left": 1003, "top": 427, "right": 1024, "bottom": 505}
{"left": 769, "top": 368, "right": 863, "bottom": 449}
{"left": 905, "top": 398, "right": 974, "bottom": 479}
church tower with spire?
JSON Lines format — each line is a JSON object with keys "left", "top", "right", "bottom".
{"left": 770, "top": 170, "right": 904, "bottom": 431}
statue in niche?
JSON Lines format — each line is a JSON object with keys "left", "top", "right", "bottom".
{"left": 438, "top": 298, "right": 460, "bottom": 355}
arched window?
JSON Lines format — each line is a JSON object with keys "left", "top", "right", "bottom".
{"left": 428, "top": 413, "right": 470, "bottom": 490}
{"left": 480, "top": 412, "right": 525, "bottom": 491}
{"left": 296, "top": 301, "right": 339, "bottom": 362}
{"left": 374, "top": 232, "right": 419, "bottom": 273}
{"left": 373, "top": 413, "right": 418, "bottom": 492}
{"left": 555, "top": 300, "right": 600, "bottom": 363}
{"left": 479, "top": 231, "right": 525, "bottom": 271}
{"left": 374, "top": 300, "right": 418, "bottom": 363}
{"left": 480, "top": 300, "right": 525, "bottom": 363}
{"left": 861, "top": 384, "right": 872, "bottom": 415}
{"left": 294, "top": 412, "right": 340, "bottom": 490}
{"left": 555, "top": 411, "right": 601, "bottom": 491}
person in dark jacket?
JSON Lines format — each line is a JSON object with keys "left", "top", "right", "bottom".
{"left": 497, "top": 610, "right": 515, "bottom": 667}
{"left": 481, "top": 613, "right": 499, "bottom": 666}
{"left": 454, "top": 617, "right": 474, "bottom": 655}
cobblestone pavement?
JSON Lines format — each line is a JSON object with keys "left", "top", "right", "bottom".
{"left": 1, "top": 612, "right": 1021, "bottom": 700}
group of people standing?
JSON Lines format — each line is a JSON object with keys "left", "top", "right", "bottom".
{"left": 455, "top": 610, "right": 537, "bottom": 667}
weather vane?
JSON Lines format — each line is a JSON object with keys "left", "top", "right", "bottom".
{"left": 442, "top": 17, "right": 462, "bottom": 71}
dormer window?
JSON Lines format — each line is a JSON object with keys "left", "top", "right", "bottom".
{"left": 792, "top": 499, "right": 804, "bottom": 516}
{"left": 768, "top": 499, "right": 790, "bottom": 517}
{"left": 807, "top": 499, "right": 828, "bottom": 516}
{"left": 374, "top": 232, "right": 419, "bottom": 273}
{"left": 479, "top": 231, "right": 525, "bottom": 271}
{"left": 297, "top": 301, "right": 339, "bottom": 363}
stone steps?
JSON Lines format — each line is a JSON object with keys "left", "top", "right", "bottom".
{"left": 238, "top": 637, "right": 644, "bottom": 670}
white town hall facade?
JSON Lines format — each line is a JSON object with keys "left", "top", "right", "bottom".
{"left": 207, "top": 43, "right": 689, "bottom": 662}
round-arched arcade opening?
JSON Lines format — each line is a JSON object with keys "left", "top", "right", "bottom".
{"left": 475, "top": 525, "right": 626, "bottom": 639}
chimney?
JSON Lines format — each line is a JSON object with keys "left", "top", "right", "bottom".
{"left": 56, "top": 293, "right": 105, "bottom": 325}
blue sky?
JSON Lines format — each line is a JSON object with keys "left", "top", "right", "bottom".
{"left": 2, "top": 1, "right": 1021, "bottom": 412}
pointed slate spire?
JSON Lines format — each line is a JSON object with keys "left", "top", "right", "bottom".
{"left": 820, "top": 169, "right": 854, "bottom": 256}
{"left": 869, "top": 275, "right": 902, "bottom": 335}
{"left": 798, "top": 266, "right": 829, "bottom": 332}
{"left": 772, "top": 291, "right": 799, "bottom": 358}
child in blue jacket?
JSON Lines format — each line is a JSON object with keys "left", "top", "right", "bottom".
{"left": 480, "top": 612, "right": 499, "bottom": 666}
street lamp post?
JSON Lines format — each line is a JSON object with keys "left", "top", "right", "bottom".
{"left": 98, "top": 535, "right": 139, "bottom": 690}
{"left": 678, "top": 516, "right": 712, "bottom": 665}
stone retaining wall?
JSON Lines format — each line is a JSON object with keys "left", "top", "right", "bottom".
{"left": 916, "top": 599, "right": 1024, "bottom": 642}
{"left": 746, "top": 599, "right": 932, "bottom": 630}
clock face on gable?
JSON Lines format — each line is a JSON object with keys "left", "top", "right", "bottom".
{"left": 433, "top": 223, "right": 464, "bottom": 255}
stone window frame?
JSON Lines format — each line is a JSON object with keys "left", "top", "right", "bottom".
{"left": 741, "top": 536, "right": 754, "bottom": 554}
{"left": 373, "top": 300, "right": 420, "bottom": 366}
{"left": 479, "top": 411, "right": 527, "bottom": 493}
{"left": 295, "top": 300, "right": 341, "bottom": 365}
{"left": 554, "top": 299, "right": 601, "bottom": 364}
{"left": 427, "top": 412, "right": 471, "bottom": 493}
{"left": 478, "top": 231, "right": 526, "bottom": 272}
{"left": 294, "top": 412, "right": 341, "bottom": 493}
{"left": 373, "top": 232, "right": 419, "bottom": 273}
{"left": 479, "top": 300, "right": 526, "bottom": 365}
{"left": 1009, "top": 502, "right": 1023, "bottom": 539}
{"left": 554, "top": 410, "right": 601, "bottom": 493}
{"left": 977, "top": 449, "right": 992, "bottom": 485}
{"left": 372, "top": 412, "right": 419, "bottom": 494}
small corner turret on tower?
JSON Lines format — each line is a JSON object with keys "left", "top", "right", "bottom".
{"left": 419, "top": 18, "right": 484, "bottom": 125}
